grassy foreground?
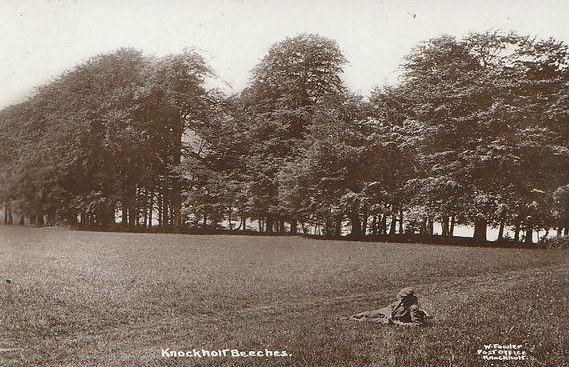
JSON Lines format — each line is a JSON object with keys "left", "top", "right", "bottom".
{"left": 0, "top": 226, "right": 567, "bottom": 367}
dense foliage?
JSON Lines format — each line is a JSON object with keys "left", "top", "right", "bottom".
{"left": 1, "top": 33, "right": 568, "bottom": 243}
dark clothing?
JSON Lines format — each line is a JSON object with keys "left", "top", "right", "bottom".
{"left": 392, "top": 304, "right": 426, "bottom": 325}
{"left": 350, "top": 288, "right": 430, "bottom": 326}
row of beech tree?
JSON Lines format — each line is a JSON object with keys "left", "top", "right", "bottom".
{"left": 1, "top": 32, "right": 568, "bottom": 243}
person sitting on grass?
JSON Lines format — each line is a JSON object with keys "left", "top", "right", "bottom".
{"left": 350, "top": 287, "right": 431, "bottom": 326}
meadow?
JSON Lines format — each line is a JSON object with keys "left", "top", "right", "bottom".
{"left": 1, "top": 225, "right": 567, "bottom": 367}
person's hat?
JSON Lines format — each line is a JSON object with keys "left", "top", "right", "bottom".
{"left": 396, "top": 287, "right": 415, "bottom": 299}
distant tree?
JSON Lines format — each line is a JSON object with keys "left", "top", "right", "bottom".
{"left": 367, "top": 85, "right": 419, "bottom": 236}
{"left": 279, "top": 93, "right": 396, "bottom": 237}
{"left": 238, "top": 33, "right": 347, "bottom": 232}
{"left": 0, "top": 48, "right": 214, "bottom": 229}
{"left": 400, "top": 32, "right": 569, "bottom": 242}
{"left": 137, "top": 49, "right": 213, "bottom": 229}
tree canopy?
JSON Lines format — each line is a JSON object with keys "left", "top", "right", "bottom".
{"left": 1, "top": 32, "right": 568, "bottom": 244}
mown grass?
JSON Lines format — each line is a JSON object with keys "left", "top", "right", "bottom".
{"left": 0, "top": 225, "right": 567, "bottom": 367}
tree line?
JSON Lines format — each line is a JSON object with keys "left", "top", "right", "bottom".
{"left": 1, "top": 32, "right": 568, "bottom": 243}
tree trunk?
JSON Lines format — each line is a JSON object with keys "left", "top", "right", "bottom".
{"left": 525, "top": 227, "right": 533, "bottom": 244}
{"left": 128, "top": 187, "right": 137, "bottom": 228}
{"left": 497, "top": 221, "right": 505, "bottom": 241}
{"left": 128, "top": 207, "right": 136, "bottom": 227}
{"left": 171, "top": 185, "right": 181, "bottom": 229}
{"left": 419, "top": 218, "right": 427, "bottom": 235}
{"left": 290, "top": 218, "right": 297, "bottom": 234}
{"left": 441, "top": 217, "right": 449, "bottom": 236}
{"left": 239, "top": 206, "right": 246, "bottom": 230}
{"left": 371, "top": 215, "right": 378, "bottom": 236}
{"left": 228, "top": 207, "right": 233, "bottom": 230}
{"left": 47, "top": 207, "right": 56, "bottom": 226}
{"left": 331, "top": 216, "right": 339, "bottom": 236}
{"left": 142, "top": 206, "right": 148, "bottom": 228}
{"left": 169, "top": 199, "right": 174, "bottom": 227}
{"left": 171, "top": 119, "right": 183, "bottom": 230}
{"left": 149, "top": 191, "right": 154, "bottom": 228}
{"left": 157, "top": 191, "right": 163, "bottom": 228}
{"left": 19, "top": 214, "right": 25, "bottom": 225}
{"left": 103, "top": 201, "right": 115, "bottom": 230}
{"left": 3, "top": 201, "right": 8, "bottom": 224}
{"left": 265, "top": 215, "right": 274, "bottom": 233}
{"left": 450, "top": 216, "right": 455, "bottom": 236}
{"left": 350, "top": 212, "right": 361, "bottom": 237}
{"left": 162, "top": 185, "right": 169, "bottom": 227}
{"left": 67, "top": 211, "right": 77, "bottom": 227}
{"left": 473, "top": 219, "right": 487, "bottom": 242}
{"left": 121, "top": 202, "right": 128, "bottom": 227}
{"left": 427, "top": 217, "right": 434, "bottom": 236}
{"left": 514, "top": 222, "right": 521, "bottom": 242}
{"left": 398, "top": 209, "right": 404, "bottom": 234}
{"left": 36, "top": 204, "right": 44, "bottom": 226}
{"left": 380, "top": 214, "right": 387, "bottom": 235}
{"left": 322, "top": 216, "right": 331, "bottom": 236}
{"left": 360, "top": 205, "right": 368, "bottom": 236}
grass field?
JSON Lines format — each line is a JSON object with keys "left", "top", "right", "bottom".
{"left": 1, "top": 226, "right": 568, "bottom": 367}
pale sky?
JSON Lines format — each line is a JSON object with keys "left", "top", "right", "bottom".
{"left": 1, "top": 0, "right": 568, "bottom": 108}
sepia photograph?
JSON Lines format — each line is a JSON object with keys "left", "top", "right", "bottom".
{"left": 1, "top": 0, "right": 568, "bottom": 366}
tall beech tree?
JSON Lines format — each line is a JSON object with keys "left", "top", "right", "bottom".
{"left": 400, "top": 32, "right": 569, "bottom": 241}
{"left": 278, "top": 93, "right": 370, "bottom": 236}
{"left": 400, "top": 34, "right": 499, "bottom": 241}
{"left": 0, "top": 48, "right": 213, "bottom": 229}
{"left": 137, "top": 50, "right": 212, "bottom": 229}
{"left": 238, "top": 33, "right": 347, "bottom": 232}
